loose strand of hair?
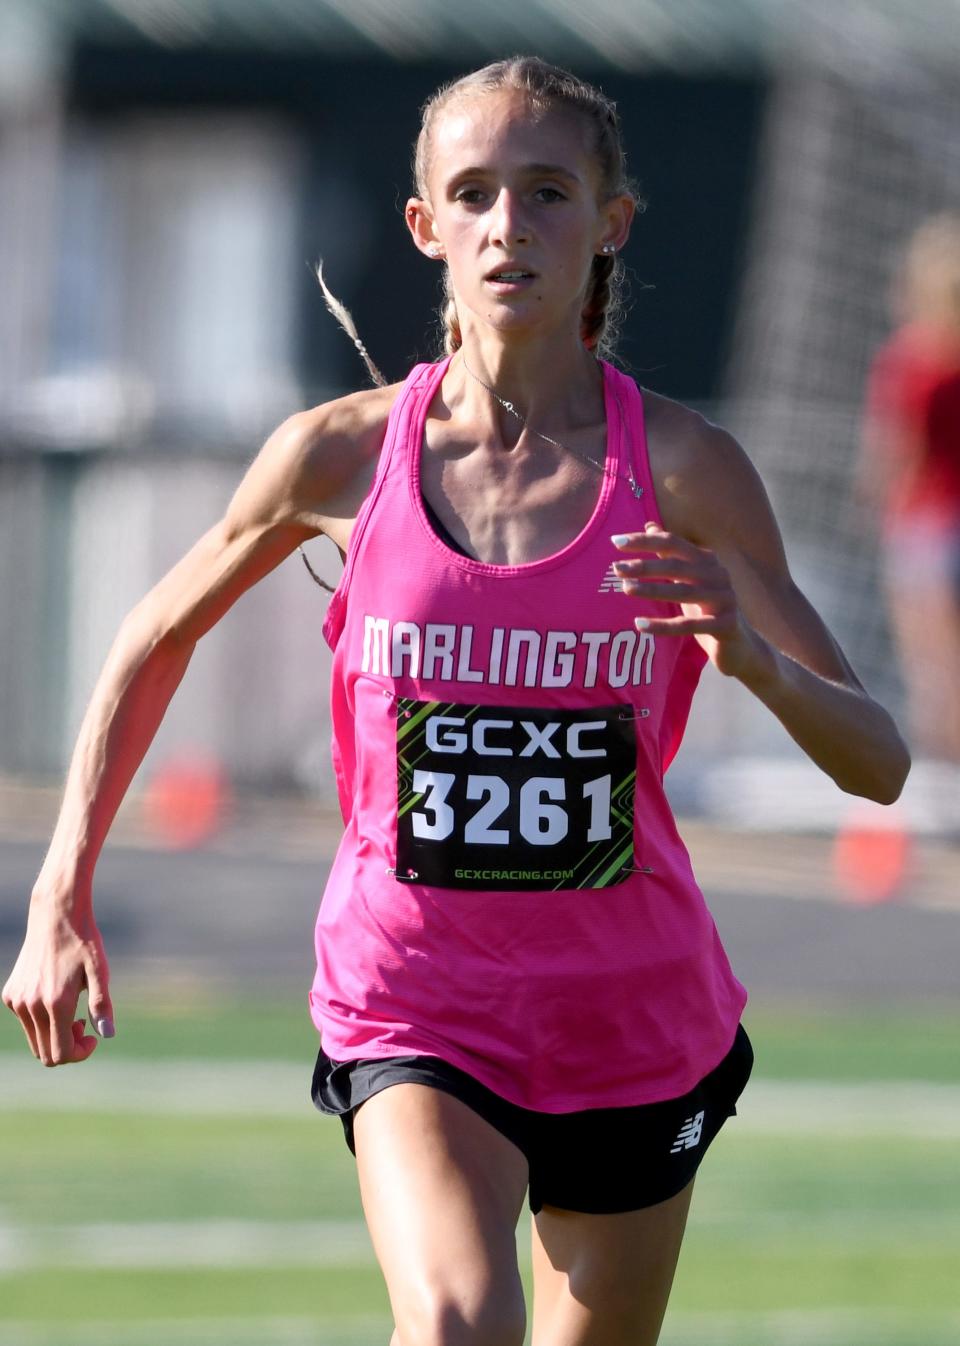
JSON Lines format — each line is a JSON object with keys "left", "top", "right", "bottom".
{"left": 314, "top": 261, "right": 388, "bottom": 388}
{"left": 298, "top": 262, "right": 388, "bottom": 594}
{"left": 298, "top": 545, "right": 335, "bottom": 593}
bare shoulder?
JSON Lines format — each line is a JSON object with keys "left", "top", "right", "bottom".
{"left": 228, "top": 382, "right": 403, "bottom": 540}
{"left": 642, "top": 388, "right": 772, "bottom": 550}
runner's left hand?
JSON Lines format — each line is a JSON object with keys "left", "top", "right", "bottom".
{"left": 612, "top": 525, "right": 770, "bottom": 682}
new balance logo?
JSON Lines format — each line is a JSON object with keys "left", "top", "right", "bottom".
{"left": 597, "top": 564, "right": 624, "bottom": 594}
{"left": 670, "top": 1109, "right": 705, "bottom": 1153}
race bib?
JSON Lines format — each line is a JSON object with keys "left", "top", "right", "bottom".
{"left": 395, "top": 700, "right": 636, "bottom": 890}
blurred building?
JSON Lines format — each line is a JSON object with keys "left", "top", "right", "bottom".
{"left": 1, "top": 1, "right": 958, "bottom": 824}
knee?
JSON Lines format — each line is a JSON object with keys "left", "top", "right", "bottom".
{"left": 395, "top": 1282, "right": 526, "bottom": 1346}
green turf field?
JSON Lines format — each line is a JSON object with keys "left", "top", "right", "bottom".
{"left": 2, "top": 997, "right": 958, "bottom": 1346}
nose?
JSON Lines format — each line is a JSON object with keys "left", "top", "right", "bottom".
{"left": 490, "top": 189, "right": 530, "bottom": 248}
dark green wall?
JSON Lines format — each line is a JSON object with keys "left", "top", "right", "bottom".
{"left": 71, "top": 47, "right": 764, "bottom": 402}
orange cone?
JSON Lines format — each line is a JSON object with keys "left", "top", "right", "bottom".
{"left": 144, "top": 753, "right": 230, "bottom": 850}
{"left": 833, "top": 808, "right": 911, "bottom": 905}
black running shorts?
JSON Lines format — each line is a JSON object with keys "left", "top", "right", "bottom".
{"left": 311, "top": 1023, "right": 753, "bottom": 1214}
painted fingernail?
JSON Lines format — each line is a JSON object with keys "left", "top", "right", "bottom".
{"left": 644, "top": 522, "right": 660, "bottom": 532}
{"left": 634, "top": 617, "right": 651, "bottom": 630}
{"left": 611, "top": 534, "right": 631, "bottom": 547}
{"left": 92, "top": 1017, "right": 115, "bottom": 1039}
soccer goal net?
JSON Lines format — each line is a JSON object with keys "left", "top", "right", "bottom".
{"left": 677, "top": 7, "right": 960, "bottom": 823}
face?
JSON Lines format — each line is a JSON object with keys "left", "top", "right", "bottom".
{"left": 406, "top": 89, "right": 634, "bottom": 344}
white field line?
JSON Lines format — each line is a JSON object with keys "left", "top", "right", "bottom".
{"left": 0, "top": 1217, "right": 373, "bottom": 1272}
{"left": 691, "top": 1207, "right": 960, "bottom": 1239}
{"left": 0, "top": 1318, "right": 389, "bottom": 1346}
{"left": 0, "top": 1056, "right": 311, "bottom": 1118}
{"left": 659, "top": 1310, "right": 960, "bottom": 1346}
{"left": 738, "top": 1080, "right": 960, "bottom": 1138}
{"left": 2, "top": 1205, "right": 959, "bottom": 1276}
{"left": 3, "top": 1055, "right": 960, "bottom": 1137}
{"left": 2, "top": 1311, "right": 960, "bottom": 1346}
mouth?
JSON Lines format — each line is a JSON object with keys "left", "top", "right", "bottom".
{"left": 485, "top": 267, "right": 538, "bottom": 290}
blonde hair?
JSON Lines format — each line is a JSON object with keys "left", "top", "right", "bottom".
{"left": 899, "top": 213, "right": 960, "bottom": 335}
{"left": 414, "top": 56, "right": 642, "bottom": 361}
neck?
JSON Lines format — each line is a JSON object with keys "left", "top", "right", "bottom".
{"left": 453, "top": 327, "right": 603, "bottom": 440}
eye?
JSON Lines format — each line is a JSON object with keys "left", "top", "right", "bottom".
{"left": 454, "top": 187, "right": 486, "bottom": 205}
{"left": 534, "top": 186, "right": 566, "bottom": 203}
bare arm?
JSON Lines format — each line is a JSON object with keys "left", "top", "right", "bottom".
{"left": 2, "top": 388, "right": 395, "bottom": 1065}
{"left": 856, "top": 407, "right": 926, "bottom": 515}
{"left": 615, "top": 405, "right": 910, "bottom": 803}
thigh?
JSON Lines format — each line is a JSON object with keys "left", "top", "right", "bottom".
{"left": 530, "top": 1180, "right": 694, "bottom": 1346}
{"left": 353, "top": 1082, "right": 530, "bottom": 1346}
{"left": 886, "top": 572, "right": 960, "bottom": 754}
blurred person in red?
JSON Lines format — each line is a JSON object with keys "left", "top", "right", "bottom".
{"left": 860, "top": 213, "right": 960, "bottom": 761}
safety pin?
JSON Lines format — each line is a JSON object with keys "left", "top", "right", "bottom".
{"left": 382, "top": 690, "right": 412, "bottom": 718}
{"left": 623, "top": 864, "right": 654, "bottom": 875}
{"left": 618, "top": 708, "right": 651, "bottom": 720}
{"left": 386, "top": 867, "right": 420, "bottom": 881}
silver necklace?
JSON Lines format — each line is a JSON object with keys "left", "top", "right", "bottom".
{"left": 460, "top": 357, "right": 643, "bottom": 498}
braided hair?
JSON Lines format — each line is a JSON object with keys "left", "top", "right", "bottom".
{"left": 415, "top": 56, "right": 642, "bottom": 361}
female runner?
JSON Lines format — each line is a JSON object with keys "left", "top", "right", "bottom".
{"left": 3, "top": 57, "right": 909, "bottom": 1346}
{"left": 859, "top": 213, "right": 960, "bottom": 762}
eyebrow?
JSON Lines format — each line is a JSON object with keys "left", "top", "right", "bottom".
{"left": 522, "top": 163, "right": 582, "bottom": 181}
{"left": 446, "top": 163, "right": 583, "bottom": 186}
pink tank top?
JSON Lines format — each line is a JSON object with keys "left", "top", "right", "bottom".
{"left": 310, "top": 358, "right": 747, "bottom": 1111}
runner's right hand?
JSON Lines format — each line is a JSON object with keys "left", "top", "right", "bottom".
{"left": 2, "top": 899, "right": 113, "bottom": 1066}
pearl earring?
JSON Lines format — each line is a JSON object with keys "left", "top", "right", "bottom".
{"left": 427, "top": 245, "right": 442, "bottom": 258}
{"left": 601, "top": 243, "right": 616, "bottom": 255}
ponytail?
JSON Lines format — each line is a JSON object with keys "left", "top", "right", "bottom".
{"left": 442, "top": 273, "right": 462, "bottom": 354}
{"left": 581, "top": 253, "right": 626, "bottom": 359}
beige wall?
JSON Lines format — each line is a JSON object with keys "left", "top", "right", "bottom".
{"left": 1, "top": 451, "right": 339, "bottom": 797}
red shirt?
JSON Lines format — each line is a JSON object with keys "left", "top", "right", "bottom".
{"left": 866, "top": 323, "right": 960, "bottom": 523}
